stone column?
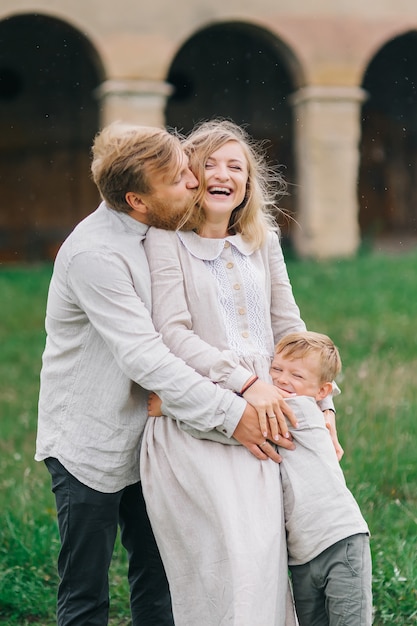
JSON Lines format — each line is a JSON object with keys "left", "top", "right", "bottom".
{"left": 290, "top": 86, "right": 367, "bottom": 259}
{"left": 95, "top": 79, "right": 173, "bottom": 128}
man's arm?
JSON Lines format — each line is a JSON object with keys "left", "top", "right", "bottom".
{"left": 67, "top": 251, "right": 282, "bottom": 461}
{"left": 148, "top": 391, "right": 293, "bottom": 463}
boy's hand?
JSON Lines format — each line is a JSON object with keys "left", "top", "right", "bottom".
{"left": 242, "top": 379, "right": 298, "bottom": 442}
{"left": 323, "top": 409, "right": 344, "bottom": 461}
{"left": 148, "top": 392, "right": 163, "bottom": 417}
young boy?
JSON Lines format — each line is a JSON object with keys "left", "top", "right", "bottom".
{"left": 271, "top": 331, "right": 372, "bottom": 626}
{"left": 147, "top": 329, "right": 372, "bottom": 625}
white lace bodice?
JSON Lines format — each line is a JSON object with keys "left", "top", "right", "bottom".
{"left": 204, "top": 244, "right": 270, "bottom": 358}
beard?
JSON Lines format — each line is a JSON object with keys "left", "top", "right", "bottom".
{"left": 145, "top": 197, "right": 194, "bottom": 231}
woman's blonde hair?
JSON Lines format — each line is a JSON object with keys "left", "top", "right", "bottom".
{"left": 91, "top": 122, "right": 184, "bottom": 213}
{"left": 179, "top": 119, "right": 287, "bottom": 249}
{"left": 274, "top": 331, "right": 342, "bottom": 383}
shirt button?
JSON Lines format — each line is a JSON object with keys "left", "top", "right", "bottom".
{"left": 226, "top": 262, "right": 234, "bottom": 269}
{"left": 233, "top": 283, "right": 241, "bottom": 290}
{"left": 242, "top": 331, "right": 249, "bottom": 338}
{"left": 238, "top": 307, "right": 246, "bottom": 315}
{"left": 224, "top": 241, "right": 230, "bottom": 248}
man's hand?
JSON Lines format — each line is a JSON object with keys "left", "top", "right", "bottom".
{"left": 242, "top": 379, "right": 298, "bottom": 442}
{"left": 323, "top": 409, "right": 344, "bottom": 461}
{"left": 148, "top": 392, "right": 163, "bottom": 417}
{"left": 232, "top": 403, "right": 295, "bottom": 462}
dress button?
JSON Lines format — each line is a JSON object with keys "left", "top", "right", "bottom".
{"left": 226, "top": 262, "right": 234, "bottom": 269}
{"left": 238, "top": 307, "right": 246, "bottom": 315}
{"left": 224, "top": 241, "right": 230, "bottom": 248}
{"left": 233, "top": 283, "right": 241, "bottom": 290}
{"left": 242, "top": 331, "right": 249, "bottom": 338}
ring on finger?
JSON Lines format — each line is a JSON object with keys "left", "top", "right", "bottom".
{"left": 268, "top": 414, "right": 276, "bottom": 419}
{"left": 259, "top": 441, "right": 268, "bottom": 447}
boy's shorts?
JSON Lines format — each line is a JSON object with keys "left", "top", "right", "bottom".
{"left": 289, "top": 533, "right": 372, "bottom": 626}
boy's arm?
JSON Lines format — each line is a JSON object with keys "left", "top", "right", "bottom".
{"left": 323, "top": 409, "right": 344, "bottom": 461}
{"left": 318, "top": 381, "right": 342, "bottom": 458}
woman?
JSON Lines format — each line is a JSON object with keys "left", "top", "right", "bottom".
{"left": 141, "top": 120, "right": 315, "bottom": 625}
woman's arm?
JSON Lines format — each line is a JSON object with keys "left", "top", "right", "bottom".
{"left": 268, "top": 231, "right": 307, "bottom": 340}
{"left": 145, "top": 228, "right": 251, "bottom": 392}
{"left": 145, "top": 228, "right": 298, "bottom": 440}
{"left": 267, "top": 233, "right": 343, "bottom": 454}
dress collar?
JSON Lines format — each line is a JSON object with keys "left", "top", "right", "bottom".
{"left": 177, "top": 230, "right": 254, "bottom": 260}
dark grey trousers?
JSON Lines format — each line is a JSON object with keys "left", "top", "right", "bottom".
{"left": 45, "top": 457, "right": 174, "bottom": 626}
{"left": 290, "top": 533, "right": 373, "bottom": 626}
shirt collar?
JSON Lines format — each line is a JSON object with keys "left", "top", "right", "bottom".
{"left": 101, "top": 202, "right": 149, "bottom": 241}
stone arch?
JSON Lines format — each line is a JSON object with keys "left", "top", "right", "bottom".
{"left": 165, "top": 21, "right": 304, "bottom": 236}
{"left": 358, "top": 30, "right": 417, "bottom": 241}
{"left": 0, "top": 13, "right": 105, "bottom": 261}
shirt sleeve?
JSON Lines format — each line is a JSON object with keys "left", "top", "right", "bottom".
{"left": 65, "top": 249, "right": 246, "bottom": 436}
{"left": 145, "top": 229, "right": 253, "bottom": 393}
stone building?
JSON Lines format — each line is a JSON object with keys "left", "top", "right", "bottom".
{"left": 1, "top": 0, "right": 417, "bottom": 261}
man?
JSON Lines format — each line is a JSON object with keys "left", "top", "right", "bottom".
{"left": 35, "top": 122, "right": 292, "bottom": 626}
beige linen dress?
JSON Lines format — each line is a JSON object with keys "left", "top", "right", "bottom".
{"left": 141, "top": 228, "right": 305, "bottom": 625}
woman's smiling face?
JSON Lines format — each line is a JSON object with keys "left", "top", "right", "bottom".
{"left": 202, "top": 140, "right": 249, "bottom": 219}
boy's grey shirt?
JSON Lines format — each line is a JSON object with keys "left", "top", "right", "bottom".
{"left": 281, "top": 396, "right": 369, "bottom": 565}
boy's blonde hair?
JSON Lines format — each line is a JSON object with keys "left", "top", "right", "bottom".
{"left": 179, "top": 119, "right": 287, "bottom": 249}
{"left": 275, "top": 331, "right": 342, "bottom": 383}
{"left": 91, "top": 122, "right": 184, "bottom": 213}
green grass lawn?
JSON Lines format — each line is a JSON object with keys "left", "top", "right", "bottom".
{"left": 0, "top": 250, "right": 416, "bottom": 624}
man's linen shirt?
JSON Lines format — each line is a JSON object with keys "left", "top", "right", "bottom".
{"left": 35, "top": 203, "right": 246, "bottom": 492}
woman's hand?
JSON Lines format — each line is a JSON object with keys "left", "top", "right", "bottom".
{"left": 242, "top": 379, "right": 298, "bottom": 442}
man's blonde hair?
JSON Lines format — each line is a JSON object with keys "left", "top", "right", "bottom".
{"left": 91, "top": 122, "right": 184, "bottom": 213}
{"left": 179, "top": 119, "right": 287, "bottom": 249}
{"left": 275, "top": 331, "right": 342, "bottom": 383}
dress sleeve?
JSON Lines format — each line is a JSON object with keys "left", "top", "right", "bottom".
{"left": 267, "top": 232, "right": 339, "bottom": 411}
{"left": 145, "top": 228, "right": 252, "bottom": 393}
{"left": 268, "top": 231, "right": 307, "bottom": 342}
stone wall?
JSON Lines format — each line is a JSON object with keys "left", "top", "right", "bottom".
{"left": 1, "top": 0, "right": 417, "bottom": 258}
